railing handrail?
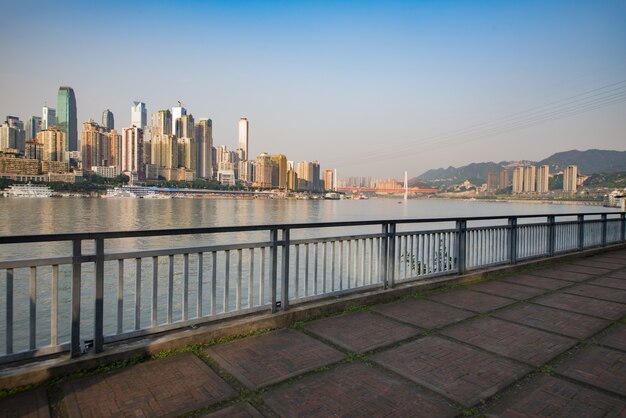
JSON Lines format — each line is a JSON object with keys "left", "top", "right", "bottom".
{"left": 1, "top": 211, "right": 624, "bottom": 244}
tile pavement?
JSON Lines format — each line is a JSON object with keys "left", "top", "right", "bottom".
{"left": 2, "top": 249, "right": 625, "bottom": 417}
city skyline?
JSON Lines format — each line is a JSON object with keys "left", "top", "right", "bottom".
{"left": 1, "top": 1, "right": 625, "bottom": 177}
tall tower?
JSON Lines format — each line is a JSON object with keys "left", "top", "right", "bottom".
{"left": 171, "top": 105, "right": 187, "bottom": 134}
{"left": 238, "top": 118, "right": 249, "bottom": 161}
{"left": 56, "top": 86, "right": 78, "bottom": 151}
{"left": 131, "top": 101, "right": 147, "bottom": 130}
{"left": 42, "top": 106, "right": 56, "bottom": 129}
{"left": 563, "top": 165, "right": 578, "bottom": 192}
{"left": 537, "top": 165, "right": 550, "bottom": 194}
{"left": 102, "top": 109, "right": 114, "bottom": 131}
{"left": 195, "top": 119, "right": 213, "bottom": 179}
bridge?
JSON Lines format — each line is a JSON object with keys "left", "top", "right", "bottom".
{"left": 1, "top": 211, "right": 625, "bottom": 416}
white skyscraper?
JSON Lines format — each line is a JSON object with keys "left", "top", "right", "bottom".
{"left": 238, "top": 118, "right": 249, "bottom": 161}
{"left": 172, "top": 105, "right": 187, "bottom": 135}
{"left": 131, "top": 101, "right": 147, "bottom": 130}
{"left": 42, "top": 106, "right": 56, "bottom": 129}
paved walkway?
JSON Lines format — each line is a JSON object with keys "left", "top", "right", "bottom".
{"left": 2, "top": 249, "right": 626, "bottom": 417}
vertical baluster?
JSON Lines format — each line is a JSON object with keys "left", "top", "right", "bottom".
{"left": 369, "top": 238, "right": 374, "bottom": 284}
{"left": 151, "top": 256, "right": 158, "bottom": 327}
{"left": 354, "top": 239, "right": 359, "bottom": 287}
{"left": 197, "top": 253, "right": 203, "bottom": 318}
{"left": 322, "top": 241, "right": 327, "bottom": 294}
{"left": 224, "top": 251, "right": 230, "bottom": 313}
{"left": 260, "top": 248, "right": 265, "bottom": 306}
{"left": 117, "top": 260, "right": 124, "bottom": 335}
{"left": 211, "top": 252, "right": 217, "bottom": 316}
{"left": 236, "top": 249, "right": 242, "bottom": 311}
{"left": 305, "top": 243, "right": 310, "bottom": 296}
{"left": 360, "top": 239, "right": 366, "bottom": 286}
{"left": 314, "top": 243, "right": 319, "bottom": 295}
{"left": 51, "top": 265, "right": 58, "bottom": 346}
{"left": 135, "top": 258, "right": 141, "bottom": 330}
{"left": 295, "top": 244, "right": 300, "bottom": 299}
{"left": 183, "top": 254, "right": 189, "bottom": 321}
{"left": 6, "top": 269, "right": 13, "bottom": 354}
{"left": 248, "top": 248, "right": 254, "bottom": 308}
{"left": 339, "top": 240, "right": 343, "bottom": 290}
{"left": 331, "top": 240, "right": 336, "bottom": 291}
{"left": 347, "top": 240, "right": 352, "bottom": 289}
{"left": 167, "top": 255, "right": 174, "bottom": 324}
{"left": 71, "top": 240, "right": 81, "bottom": 357}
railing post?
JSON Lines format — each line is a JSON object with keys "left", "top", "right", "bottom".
{"left": 281, "top": 228, "right": 290, "bottom": 311}
{"left": 601, "top": 214, "right": 607, "bottom": 246}
{"left": 270, "top": 228, "right": 279, "bottom": 313}
{"left": 380, "top": 223, "right": 389, "bottom": 289}
{"left": 71, "top": 239, "right": 82, "bottom": 357}
{"left": 547, "top": 216, "right": 556, "bottom": 257}
{"left": 578, "top": 214, "right": 585, "bottom": 251}
{"left": 508, "top": 218, "right": 517, "bottom": 265}
{"left": 621, "top": 213, "right": 626, "bottom": 242}
{"left": 388, "top": 222, "right": 397, "bottom": 288}
{"left": 456, "top": 220, "right": 467, "bottom": 274}
{"left": 94, "top": 238, "right": 105, "bottom": 353}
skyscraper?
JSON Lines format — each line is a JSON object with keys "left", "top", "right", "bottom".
{"left": 42, "top": 106, "right": 56, "bottom": 129}
{"left": 102, "top": 109, "right": 114, "bottom": 131}
{"left": 270, "top": 154, "right": 288, "bottom": 188}
{"left": 537, "top": 165, "right": 550, "bottom": 193}
{"left": 37, "top": 127, "right": 66, "bottom": 162}
{"left": 26, "top": 116, "right": 41, "bottom": 141}
{"left": 238, "top": 118, "right": 249, "bottom": 161}
{"left": 524, "top": 165, "right": 536, "bottom": 193}
{"left": 512, "top": 166, "right": 524, "bottom": 193}
{"left": 563, "top": 165, "right": 578, "bottom": 192}
{"left": 56, "top": 86, "right": 78, "bottom": 151}
{"left": 195, "top": 119, "right": 213, "bottom": 179}
{"left": 131, "top": 102, "right": 147, "bottom": 130}
{"left": 122, "top": 126, "right": 144, "bottom": 179}
{"left": 172, "top": 105, "right": 187, "bottom": 134}
{"left": 0, "top": 116, "right": 26, "bottom": 151}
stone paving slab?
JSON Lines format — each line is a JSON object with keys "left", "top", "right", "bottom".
{"left": 501, "top": 274, "right": 572, "bottom": 290}
{"left": 533, "top": 293, "right": 626, "bottom": 320}
{"left": 564, "top": 283, "right": 626, "bottom": 303}
{"left": 468, "top": 280, "right": 547, "bottom": 300}
{"left": 556, "top": 345, "right": 626, "bottom": 397}
{"left": 263, "top": 362, "right": 458, "bottom": 417}
{"left": 557, "top": 264, "right": 613, "bottom": 275}
{"left": 573, "top": 259, "right": 626, "bottom": 270}
{"left": 202, "top": 403, "right": 263, "bottom": 418}
{"left": 442, "top": 317, "right": 576, "bottom": 366}
{"left": 599, "top": 325, "right": 626, "bottom": 352}
{"left": 486, "top": 375, "right": 626, "bottom": 418}
{"left": 426, "top": 289, "right": 515, "bottom": 313}
{"left": 372, "top": 336, "right": 530, "bottom": 407}
{"left": 608, "top": 270, "right": 626, "bottom": 280}
{"left": 62, "top": 352, "right": 236, "bottom": 418}
{"left": 591, "top": 277, "right": 626, "bottom": 291}
{"left": 493, "top": 303, "right": 609, "bottom": 339}
{"left": 206, "top": 329, "right": 344, "bottom": 389}
{"left": 372, "top": 298, "right": 474, "bottom": 329}
{"left": 530, "top": 268, "right": 594, "bottom": 282}
{"left": 586, "top": 256, "right": 626, "bottom": 267}
{"left": 304, "top": 311, "right": 421, "bottom": 352}
{"left": 0, "top": 387, "right": 50, "bottom": 418}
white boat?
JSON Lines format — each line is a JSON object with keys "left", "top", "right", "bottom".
{"left": 103, "top": 185, "right": 161, "bottom": 198}
{"left": 103, "top": 187, "right": 137, "bottom": 198}
{"left": 2, "top": 183, "right": 53, "bottom": 198}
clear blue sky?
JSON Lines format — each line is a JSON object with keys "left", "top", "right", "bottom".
{"left": 1, "top": 0, "right": 625, "bottom": 178}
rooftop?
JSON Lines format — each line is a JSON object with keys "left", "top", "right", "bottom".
{"left": 1, "top": 247, "right": 625, "bottom": 417}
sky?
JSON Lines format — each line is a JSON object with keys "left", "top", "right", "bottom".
{"left": 1, "top": 0, "right": 625, "bottom": 179}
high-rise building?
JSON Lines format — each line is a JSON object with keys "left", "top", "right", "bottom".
{"left": 524, "top": 165, "right": 536, "bottom": 193}
{"left": 195, "top": 119, "right": 213, "bottom": 179}
{"left": 37, "top": 127, "right": 67, "bottom": 162}
{"left": 56, "top": 86, "right": 78, "bottom": 151}
{"left": 323, "top": 169, "right": 334, "bottom": 191}
{"left": 42, "top": 106, "right": 56, "bottom": 129}
{"left": 131, "top": 102, "right": 147, "bottom": 130}
{"left": 486, "top": 172, "right": 501, "bottom": 192}
{"left": 563, "top": 165, "right": 578, "bottom": 192}
{"left": 171, "top": 105, "right": 187, "bottom": 135}
{"left": 512, "top": 167, "right": 524, "bottom": 194}
{"left": 26, "top": 116, "right": 42, "bottom": 141}
{"left": 108, "top": 129, "right": 122, "bottom": 169}
{"left": 537, "top": 165, "right": 550, "bottom": 194}
{"left": 152, "top": 109, "right": 172, "bottom": 135}
{"left": 175, "top": 114, "right": 194, "bottom": 139}
{"left": 270, "top": 154, "right": 288, "bottom": 188}
{"left": 238, "top": 118, "right": 249, "bottom": 161}
{"left": 0, "top": 116, "right": 26, "bottom": 151}
{"left": 121, "top": 126, "right": 144, "bottom": 179}
{"left": 81, "top": 120, "right": 110, "bottom": 171}
{"left": 102, "top": 109, "right": 114, "bottom": 131}
{"left": 254, "top": 153, "right": 272, "bottom": 188}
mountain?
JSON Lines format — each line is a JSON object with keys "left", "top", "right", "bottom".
{"left": 414, "top": 149, "right": 626, "bottom": 186}
{"left": 538, "top": 149, "right": 626, "bottom": 174}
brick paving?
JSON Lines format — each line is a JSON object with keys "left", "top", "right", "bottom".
{"left": 501, "top": 273, "right": 572, "bottom": 290}
{"left": 61, "top": 353, "right": 236, "bottom": 418}
{"left": 493, "top": 303, "right": 609, "bottom": 339}
{"left": 555, "top": 345, "right": 626, "bottom": 397}
{"left": 304, "top": 311, "right": 420, "bottom": 352}
{"left": 372, "top": 298, "right": 474, "bottom": 328}
{"left": 426, "top": 288, "right": 516, "bottom": 313}
{"left": 3, "top": 248, "right": 626, "bottom": 417}
{"left": 599, "top": 325, "right": 626, "bottom": 352}
{"left": 0, "top": 388, "right": 49, "bottom": 418}
{"left": 372, "top": 336, "right": 530, "bottom": 407}
{"left": 263, "top": 362, "right": 458, "bottom": 417}
{"left": 533, "top": 292, "right": 626, "bottom": 320}
{"left": 442, "top": 317, "right": 576, "bottom": 366}
{"left": 486, "top": 375, "right": 626, "bottom": 418}
{"left": 205, "top": 329, "right": 344, "bottom": 389}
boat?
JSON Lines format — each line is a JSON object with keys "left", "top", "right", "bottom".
{"left": 103, "top": 185, "right": 161, "bottom": 198}
{"left": 2, "top": 183, "right": 53, "bottom": 198}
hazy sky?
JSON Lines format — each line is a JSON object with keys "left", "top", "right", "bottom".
{"left": 1, "top": 0, "right": 625, "bottom": 178}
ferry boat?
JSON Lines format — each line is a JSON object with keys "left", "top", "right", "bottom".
{"left": 2, "top": 183, "right": 53, "bottom": 198}
{"left": 103, "top": 185, "right": 162, "bottom": 198}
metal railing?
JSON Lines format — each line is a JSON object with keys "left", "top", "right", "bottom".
{"left": 0, "top": 211, "right": 624, "bottom": 363}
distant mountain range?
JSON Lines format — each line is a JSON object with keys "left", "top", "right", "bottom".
{"left": 413, "top": 149, "right": 626, "bottom": 186}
